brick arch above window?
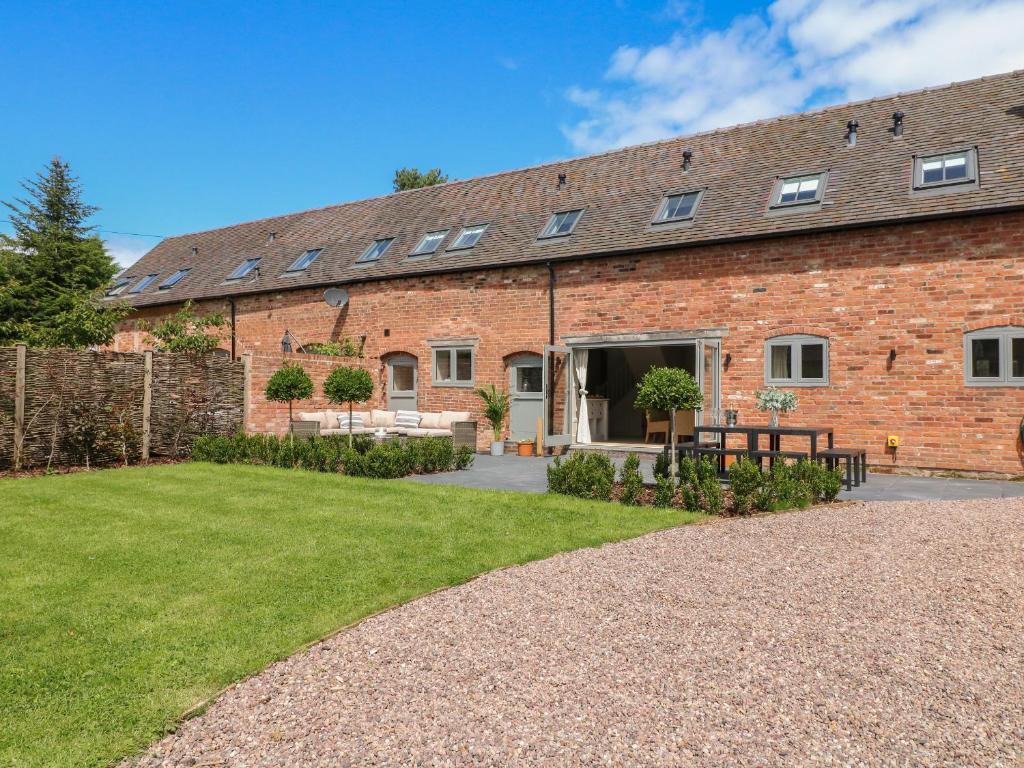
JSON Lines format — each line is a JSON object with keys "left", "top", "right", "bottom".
{"left": 763, "top": 325, "right": 833, "bottom": 340}
{"left": 764, "top": 333, "right": 829, "bottom": 387}
{"left": 963, "top": 318, "right": 1024, "bottom": 333}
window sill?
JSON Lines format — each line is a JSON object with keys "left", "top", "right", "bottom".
{"left": 432, "top": 381, "right": 475, "bottom": 389}
{"left": 764, "top": 380, "right": 829, "bottom": 388}
{"left": 964, "top": 380, "right": 1024, "bottom": 388}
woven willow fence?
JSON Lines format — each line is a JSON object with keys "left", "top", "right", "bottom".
{"left": 0, "top": 346, "right": 246, "bottom": 470}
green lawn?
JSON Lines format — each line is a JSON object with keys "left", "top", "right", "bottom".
{"left": 0, "top": 463, "right": 699, "bottom": 767}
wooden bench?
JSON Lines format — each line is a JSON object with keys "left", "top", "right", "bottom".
{"left": 749, "top": 449, "right": 810, "bottom": 471}
{"left": 816, "top": 448, "right": 867, "bottom": 491}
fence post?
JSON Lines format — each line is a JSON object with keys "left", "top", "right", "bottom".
{"left": 141, "top": 351, "right": 153, "bottom": 462}
{"left": 13, "top": 344, "right": 26, "bottom": 469}
{"left": 242, "top": 352, "right": 252, "bottom": 433}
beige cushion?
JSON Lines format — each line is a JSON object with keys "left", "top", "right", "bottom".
{"left": 298, "top": 411, "right": 328, "bottom": 429}
{"left": 406, "top": 427, "right": 453, "bottom": 438}
{"left": 419, "top": 412, "right": 442, "bottom": 429}
{"left": 439, "top": 410, "right": 472, "bottom": 429}
{"left": 322, "top": 426, "right": 375, "bottom": 435}
{"left": 371, "top": 409, "right": 396, "bottom": 428}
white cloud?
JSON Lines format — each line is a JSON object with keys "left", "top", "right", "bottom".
{"left": 103, "top": 234, "right": 157, "bottom": 269}
{"left": 564, "top": 0, "right": 1024, "bottom": 152}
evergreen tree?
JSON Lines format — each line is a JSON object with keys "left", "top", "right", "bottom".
{"left": 0, "top": 157, "right": 121, "bottom": 345}
{"left": 392, "top": 166, "right": 449, "bottom": 192}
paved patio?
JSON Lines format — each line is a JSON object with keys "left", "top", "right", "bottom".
{"left": 412, "top": 453, "right": 1024, "bottom": 501}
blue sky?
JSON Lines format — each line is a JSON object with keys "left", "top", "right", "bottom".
{"left": 3, "top": 1, "right": 1023, "bottom": 266}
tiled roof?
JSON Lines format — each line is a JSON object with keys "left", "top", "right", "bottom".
{"left": 121, "top": 69, "right": 1024, "bottom": 308}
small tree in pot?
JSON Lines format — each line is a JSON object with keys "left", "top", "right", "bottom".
{"left": 265, "top": 363, "right": 314, "bottom": 424}
{"left": 324, "top": 366, "right": 374, "bottom": 446}
{"left": 634, "top": 367, "right": 704, "bottom": 481}
{"left": 475, "top": 384, "right": 510, "bottom": 456}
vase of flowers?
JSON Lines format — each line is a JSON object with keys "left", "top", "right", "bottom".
{"left": 754, "top": 387, "right": 798, "bottom": 427}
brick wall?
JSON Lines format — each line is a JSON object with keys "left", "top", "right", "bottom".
{"left": 114, "top": 211, "right": 1024, "bottom": 474}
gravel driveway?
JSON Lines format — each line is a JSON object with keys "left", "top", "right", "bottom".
{"left": 133, "top": 499, "right": 1024, "bottom": 767}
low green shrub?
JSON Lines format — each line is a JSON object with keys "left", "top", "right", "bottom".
{"left": 547, "top": 451, "right": 616, "bottom": 501}
{"left": 727, "top": 457, "right": 762, "bottom": 516}
{"left": 678, "top": 455, "right": 722, "bottom": 514}
{"left": 653, "top": 451, "right": 671, "bottom": 480}
{"left": 653, "top": 474, "right": 675, "bottom": 508}
{"left": 191, "top": 433, "right": 467, "bottom": 479}
{"left": 727, "top": 457, "right": 845, "bottom": 515}
{"left": 618, "top": 454, "right": 644, "bottom": 506}
{"left": 455, "top": 445, "right": 476, "bottom": 470}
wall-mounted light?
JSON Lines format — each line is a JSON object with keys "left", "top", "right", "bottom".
{"left": 888, "top": 348, "right": 897, "bottom": 362}
{"left": 281, "top": 330, "right": 292, "bottom": 353}
{"left": 724, "top": 352, "right": 732, "bottom": 370}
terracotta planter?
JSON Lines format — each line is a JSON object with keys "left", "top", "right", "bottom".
{"left": 517, "top": 441, "right": 534, "bottom": 457}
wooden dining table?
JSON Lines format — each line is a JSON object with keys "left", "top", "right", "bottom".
{"left": 692, "top": 424, "right": 835, "bottom": 460}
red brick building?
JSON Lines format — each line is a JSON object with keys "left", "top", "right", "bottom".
{"left": 112, "top": 71, "right": 1024, "bottom": 475}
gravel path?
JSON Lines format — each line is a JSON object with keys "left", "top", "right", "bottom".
{"left": 133, "top": 500, "right": 1024, "bottom": 767}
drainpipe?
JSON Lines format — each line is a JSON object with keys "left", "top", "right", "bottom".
{"left": 546, "top": 261, "right": 556, "bottom": 346}
{"left": 228, "top": 298, "right": 237, "bottom": 360}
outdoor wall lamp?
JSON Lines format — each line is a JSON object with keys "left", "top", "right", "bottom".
{"left": 281, "top": 331, "right": 292, "bottom": 353}
{"left": 724, "top": 352, "right": 732, "bottom": 370}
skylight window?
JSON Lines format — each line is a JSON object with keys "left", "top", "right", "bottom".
{"left": 773, "top": 174, "right": 824, "bottom": 207}
{"left": 285, "top": 248, "right": 322, "bottom": 273}
{"left": 915, "top": 150, "right": 976, "bottom": 189}
{"left": 127, "top": 274, "right": 159, "bottom": 294}
{"left": 158, "top": 268, "right": 191, "bottom": 289}
{"left": 448, "top": 224, "right": 488, "bottom": 251}
{"left": 357, "top": 238, "right": 394, "bottom": 263}
{"left": 653, "top": 191, "right": 703, "bottom": 223}
{"left": 410, "top": 230, "right": 449, "bottom": 256}
{"left": 539, "top": 209, "right": 583, "bottom": 238}
{"left": 227, "top": 257, "right": 261, "bottom": 280}
{"left": 106, "top": 276, "right": 131, "bottom": 296}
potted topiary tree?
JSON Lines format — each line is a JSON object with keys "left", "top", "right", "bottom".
{"left": 264, "top": 363, "right": 314, "bottom": 427}
{"left": 323, "top": 365, "right": 374, "bottom": 445}
{"left": 634, "top": 367, "right": 704, "bottom": 480}
{"left": 475, "top": 384, "right": 510, "bottom": 456}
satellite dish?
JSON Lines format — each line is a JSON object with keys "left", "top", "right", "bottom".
{"left": 323, "top": 287, "right": 349, "bottom": 308}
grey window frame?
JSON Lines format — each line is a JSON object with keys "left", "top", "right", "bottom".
{"left": 127, "top": 274, "right": 159, "bottom": 294}
{"left": 538, "top": 209, "right": 584, "bottom": 239}
{"left": 963, "top": 326, "right": 1024, "bottom": 387}
{"left": 764, "top": 334, "right": 829, "bottom": 387}
{"left": 158, "top": 268, "right": 191, "bottom": 289}
{"left": 769, "top": 172, "right": 826, "bottom": 209}
{"left": 914, "top": 149, "right": 977, "bottom": 190}
{"left": 447, "top": 224, "right": 488, "bottom": 251}
{"left": 652, "top": 190, "right": 704, "bottom": 224}
{"left": 410, "top": 229, "right": 449, "bottom": 257}
{"left": 106, "top": 276, "right": 132, "bottom": 296}
{"left": 284, "top": 248, "right": 322, "bottom": 274}
{"left": 431, "top": 345, "right": 475, "bottom": 387}
{"left": 356, "top": 237, "right": 394, "bottom": 264}
{"left": 226, "top": 257, "right": 261, "bottom": 281}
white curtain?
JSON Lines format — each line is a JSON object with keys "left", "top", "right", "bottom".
{"left": 574, "top": 349, "right": 590, "bottom": 444}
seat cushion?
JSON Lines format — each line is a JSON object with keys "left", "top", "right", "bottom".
{"left": 322, "top": 426, "right": 375, "bottom": 435}
{"left": 419, "top": 412, "right": 442, "bottom": 429}
{"left": 439, "top": 410, "right": 472, "bottom": 429}
{"left": 405, "top": 427, "right": 453, "bottom": 438}
{"left": 395, "top": 410, "right": 421, "bottom": 429}
{"left": 338, "top": 411, "right": 369, "bottom": 430}
{"left": 371, "top": 409, "right": 396, "bottom": 428}
{"left": 298, "top": 411, "right": 329, "bottom": 429}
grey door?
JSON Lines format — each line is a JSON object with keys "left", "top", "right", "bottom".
{"left": 508, "top": 354, "right": 543, "bottom": 442}
{"left": 542, "top": 345, "right": 574, "bottom": 447}
{"left": 387, "top": 355, "right": 418, "bottom": 411}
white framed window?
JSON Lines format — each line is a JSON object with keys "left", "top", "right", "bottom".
{"left": 285, "top": 248, "right": 322, "bottom": 273}
{"left": 357, "top": 238, "right": 394, "bottom": 263}
{"left": 915, "top": 149, "right": 977, "bottom": 189}
{"left": 127, "top": 274, "right": 159, "bottom": 294}
{"left": 410, "top": 229, "right": 449, "bottom": 256}
{"left": 765, "top": 334, "right": 829, "bottom": 386}
{"left": 653, "top": 191, "right": 703, "bottom": 223}
{"left": 448, "top": 224, "right": 488, "bottom": 251}
{"left": 539, "top": 209, "right": 583, "bottom": 238}
{"left": 432, "top": 346, "right": 475, "bottom": 386}
{"left": 964, "top": 326, "right": 1024, "bottom": 386}
{"left": 158, "top": 268, "right": 191, "bottom": 289}
{"left": 226, "top": 257, "right": 261, "bottom": 280}
{"left": 770, "top": 173, "right": 825, "bottom": 208}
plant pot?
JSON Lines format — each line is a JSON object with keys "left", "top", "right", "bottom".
{"left": 490, "top": 441, "right": 505, "bottom": 456}
{"left": 517, "top": 440, "right": 534, "bottom": 457}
